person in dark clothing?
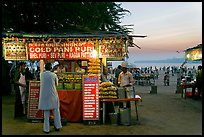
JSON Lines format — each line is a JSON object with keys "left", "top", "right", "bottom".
{"left": 2, "top": 57, "right": 12, "bottom": 95}
{"left": 114, "top": 65, "right": 122, "bottom": 86}
{"left": 166, "top": 71, "right": 170, "bottom": 86}
{"left": 195, "top": 65, "right": 202, "bottom": 99}
{"left": 25, "top": 67, "right": 34, "bottom": 80}
{"left": 164, "top": 72, "right": 167, "bottom": 86}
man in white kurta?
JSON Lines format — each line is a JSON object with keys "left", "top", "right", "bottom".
{"left": 38, "top": 63, "right": 62, "bottom": 133}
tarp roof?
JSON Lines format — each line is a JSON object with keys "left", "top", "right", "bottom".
{"left": 2, "top": 31, "right": 127, "bottom": 38}
{"left": 185, "top": 44, "right": 202, "bottom": 51}
{"left": 2, "top": 31, "right": 147, "bottom": 48}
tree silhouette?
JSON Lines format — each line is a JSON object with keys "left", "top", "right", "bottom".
{"left": 2, "top": 2, "right": 131, "bottom": 34}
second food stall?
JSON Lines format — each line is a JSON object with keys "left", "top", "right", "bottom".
{"left": 180, "top": 44, "right": 202, "bottom": 99}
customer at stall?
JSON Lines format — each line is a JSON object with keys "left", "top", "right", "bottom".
{"left": 53, "top": 61, "right": 66, "bottom": 73}
{"left": 13, "top": 62, "right": 27, "bottom": 118}
{"left": 118, "top": 62, "right": 135, "bottom": 108}
{"left": 75, "top": 61, "right": 85, "bottom": 73}
{"left": 187, "top": 70, "right": 194, "bottom": 81}
{"left": 38, "top": 63, "right": 62, "bottom": 134}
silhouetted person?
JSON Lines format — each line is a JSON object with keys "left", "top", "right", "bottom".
{"left": 195, "top": 65, "right": 202, "bottom": 99}
{"left": 114, "top": 65, "right": 122, "bottom": 86}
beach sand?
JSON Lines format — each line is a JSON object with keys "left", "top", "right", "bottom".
{"left": 2, "top": 70, "right": 202, "bottom": 135}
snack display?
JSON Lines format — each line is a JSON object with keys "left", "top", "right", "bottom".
{"left": 64, "top": 83, "right": 74, "bottom": 90}
{"left": 87, "top": 58, "right": 101, "bottom": 74}
{"left": 99, "top": 81, "right": 117, "bottom": 99}
{"left": 4, "top": 42, "right": 27, "bottom": 60}
{"left": 57, "top": 73, "right": 83, "bottom": 90}
{"left": 57, "top": 82, "right": 64, "bottom": 90}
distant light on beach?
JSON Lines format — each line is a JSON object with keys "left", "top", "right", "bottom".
{"left": 186, "top": 54, "right": 191, "bottom": 59}
{"left": 198, "top": 53, "right": 202, "bottom": 58}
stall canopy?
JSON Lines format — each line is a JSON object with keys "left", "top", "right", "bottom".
{"left": 184, "top": 44, "right": 202, "bottom": 61}
{"left": 2, "top": 31, "right": 126, "bottom": 61}
{"left": 2, "top": 31, "right": 146, "bottom": 61}
{"left": 2, "top": 31, "right": 127, "bottom": 38}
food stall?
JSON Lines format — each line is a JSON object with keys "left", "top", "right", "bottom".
{"left": 180, "top": 44, "right": 202, "bottom": 99}
{"left": 3, "top": 31, "right": 140, "bottom": 124}
{"left": 184, "top": 44, "right": 202, "bottom": 61}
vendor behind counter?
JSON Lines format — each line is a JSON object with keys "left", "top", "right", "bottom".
{"left": 52, "top": 60, "right": 87, "bottom": 74}
{"left": 100, "top": 65, "right": 115, "bottom": 124}
{"left": 75, "top": 61, "right": 85, "bottom": 73}
{"left": 52, "top": 61, "right": 66, "bottom": 73}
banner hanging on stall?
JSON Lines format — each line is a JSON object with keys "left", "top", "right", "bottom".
{"left": 98, "top": 38, "right": 125, "bottom": 58}
{"left": 3, "top": 36, "right": 127, "bottom": 60}
{"left": 3, "top": 41, "right": 28, "bottom": 60}
{"left": 28, "top": 41, "right": 95, "bottom": 60}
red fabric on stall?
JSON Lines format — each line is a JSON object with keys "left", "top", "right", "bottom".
{"left": 57, "top": 90, "right": 83, "bottom": 122}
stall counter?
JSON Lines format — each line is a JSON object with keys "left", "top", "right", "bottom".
{"left": 57, "top": 89, "right": 83, "bottom": 122}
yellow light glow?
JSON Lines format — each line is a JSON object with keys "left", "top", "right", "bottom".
{"left": 198, "top": 53, "right": 202, "bottom": 58}
{"left": 92, "top": 50, "right": 98, "bottom": 58}
{"left": 186, "top": 54, "right": 191, "bottom": 58}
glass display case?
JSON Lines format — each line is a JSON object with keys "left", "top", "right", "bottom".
{"left": 57, "top": 72, "right": 83, "bottom": 90}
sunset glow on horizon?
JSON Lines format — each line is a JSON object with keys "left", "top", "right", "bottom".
{"left": 118, "top": 2, "right": 202, "bottom": 63}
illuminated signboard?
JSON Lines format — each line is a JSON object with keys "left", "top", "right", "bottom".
{"left": 3, "top": 42, "right": 28, "bottom": 60}
{"left": 3, "top": 38, "right": 126, "bottom": 60}
{"left": 98, "top": 39, "right": 125, "bottom": 58}
{"left": 82, "top": 75, "right": 99, "bottom": 121}
{"left": 28, "top": 41, "right": 95, "bottom": 60}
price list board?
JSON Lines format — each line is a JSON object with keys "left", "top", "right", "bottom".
{"left": 27, "top": 81, "right": 43, "bottom": 120}
{"left": 82, "top": 75, "right": 99, "bottom": 120}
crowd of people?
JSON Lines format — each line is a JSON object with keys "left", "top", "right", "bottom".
{"left": 106, "top": 63, "right": 202, "bottom": 99}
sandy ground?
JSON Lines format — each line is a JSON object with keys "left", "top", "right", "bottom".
{"left": 2, "top": 70, "right": 202, "bottom": 135}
